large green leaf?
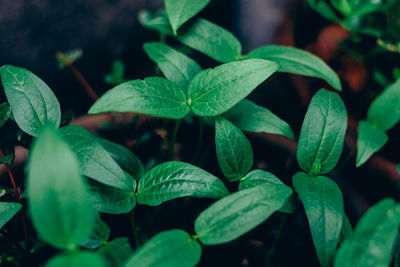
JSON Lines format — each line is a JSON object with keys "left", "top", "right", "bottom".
{"left": 164, "top": 0, "right": 210, "bottom": 34}
{"left": 248, "top": 45, "right": 342, "bottom": 91}
{"left": 215, "top": 116, "right": 253, "bottom": 181}
{"left": 0, "top": 65, "right": 61, "bottom": 136}
{"left": 125, "top": 229, "right": 202, "bottom": 267}
{"left": 81, "top": 215, "right": 110, "bottom": 249}
{"left": 293, "top": 172, "right": 344, "bottom": 267}
{"left": 297, "top": 89, "right": 347, "bottom": 175}
{"left": 367, "top": 78, "right": 400, "bottom": 131}
{"left": 0, "top": 102, "right": 11, "bottom": 128}
{"left": 143, "top": 42, "right": 201, "bottom": 90}
{"left": 137, "top": 161, "right": 228, "bottom": 206}
{"left": 45, "top": 251, "right": 106, "bottom": 267}
{"left": 335, "top": 198, "right": 400, "bottom": 267}
{"left": 239, "top": 170, "right": 295, "bottom": 214}
{"left": 89, "top": 77, "right": 190, "bottom": 119}
{"left": 97, "top": 238, "right": 134, "bottom": 267}
{"left": 27, "top": 126, "right": 95, "bottom": 249}
{"left": 0, "top": 202, "right": 22, "bottom": 229}
{"left": 194, "top": 183, "right": 292, "bottom": 245}
{"left": 188, "top": 59, "right": 278, "bottom": 116}
{"left": 222, "top": 99, "right": 294, "bottom": 139}
{"left": 60, "top": 125, "right": 134, "bottom": 190}
{"left": 356, "top": 120, "right": 388, "bottom": 167}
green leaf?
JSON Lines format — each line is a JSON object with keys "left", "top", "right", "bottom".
{"left": 215, "top": 116, "right": 253, "bottom": 181}
{"left": 188, "top": 59, "right": 278, "bottom": 116}
{"left": 88, "top": 77, "right": 189, "bottom": 119}
{"left": 335, "top": 198, "right": 400, "bottom": 267}
{"left": 0, "top": 65, "right": 61, "bottom": 136}
{"left": 307, "top": 0, "right": 340, "bottom": 21}
{"left": 45, "top": 251, "right": 106, "bottom": 267}
{"left": 356, "top": 120, "right": 388, "bottom": 167}
{"left": 195, "top": 183, "right": 292, "bottom": 245}
{"left": 222, "top": 99, "right": 294, "bottom": 139}
{"left": 340, "top": 213, "right": 353, "bottom": 242}
{"left": 81, "top": 215, "right": 110, "bottom": 249}
{"left": 367, "top": 78, "right": 400, "bottom": 131}
{"left": 27, "top": 126, "right": 95, "bottom": 250}
{"left": 97, "top": 238, "right": 134, "bottom": 267}
{"left": 88, "top": 179, "right": 136, "bottom": 214}
{"left": 138, "top": 11, "right": 172, "bottom": 35}
{"left": 137, "top": 161, "right": 228, "bottom": 206}
{"left": 98, "top": 138, "right": 144, "bottom": 180}
{"left": 125, "top": 229, "right": 202, "bottom": 267}
{"left": 0, "top": 202, "right": 22, "bottom": 229}
{"left": 105, "top": 60, "right": 126, "bottom": 85}
{"left": 293, "top": 172, "right": 344, "bottom": 267}
{"left": 297, "top": 89, "right": 347, "bottom": 175}
{"left": 0, "top": 102, "right": 11, "bottom": 128}
{"left": 143, "top": 42, "right": 202, "bottom": 90}
{"left": 239, "top": 170, "right": 295, "bottom": 214}
{"left": 248, "top": 45, "right": 342, "bottom": 91}
{"left": 60, "top": 125, "right": 134, "bottom": 190}
{"left": 164, "top": 0, "right": 210, "bottom": 35}
{"left": 0, "top": 154, "right": 14, "bottom": 165}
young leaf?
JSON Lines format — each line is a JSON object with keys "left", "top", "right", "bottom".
{"left": 367, "top": 78, "right": 400, "bottom": 131}
{"left": 97, "top": 238, "right": 134, "bottom": 267}
{"left": 60, "top": 125, "right": 134, "bottom": 190}
{"left": 45, "top": 251, "right": 106, "bottom": 267}
{"left": 125, "top": 229, "right": 202, "bottom": 267}
{"left": 297, "top": 89, "right": 347, "bottom": 175}
{"left": 293, "top": 172, "right": 344, "bottom": 267}
{"left": 89, "top": 77, "right": 190, "bottom": 119}
{"left": 239, "top": 170, "right": 295, "bottom": 214}
{"left": 164, "top": 0, "right": 210, "bottom": 35}
{"left": 307, "top": 0, "right": 340, "bottom": 21}
{"left": 194, "top": 183, "right": 292, "bottom": 245}
{"left": 335, "top": 198, "right": 400, "bottom": 267}
{"left": 356, "top": 120, "right": 388, "bottom": 167}
{"left": 137, "top": 161, "right": 228, "bottom": 206}
{"left": 248, "top": 45, "right": 342, "bottom": 91}
{"left": 0, "top": 102, "right": 11, "bottom": 128}
{"left": 105, "top": 60, "right": 126, "bottom": 85}
{"left": 27, "top": 126, "right": 95, "bottom": 250}
{"left": 81, "top": 215, "right": 110, "bottom": 249}
{"left": 143, "top": 42, "right": 202, "bottom": 90}
{"left": 222, "top": 99, "right": 294, "bottom": 139}
{"left": 0, "top": 65, "right": 61, "bottom": 136}
{"left": 0, "top": 202, "right": 22, "bottom": 229}
{"left": 138, "top": 11, "right": 173, "bottom": 36}
{"left": 215, "top": 116, "right": 253, "bottom": 181}
{"left": 188, "top": 59, "right": 278, "bottom": 116}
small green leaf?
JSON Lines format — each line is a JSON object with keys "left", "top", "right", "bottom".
{"left": 293, "top": 172, "right": 344, "bottom": 267}
{"left": 56, "top": 48, "right": 83, "bottom": 69}
{"left": 239, "top": 170, "right": 295, "bottom": 214}
{"left": 81, "top": 214, "right": 110, "bottom": 249}
{"left": 215, "top": 116, "right": 253, "bottom": 181}
{"left": 335, "top": 198, "right": 400, "bottom": 267}
{"left": 97, "top": 238, "right": 134, "bottom": 267}
{"left": 60, "top": 125, "right": 134, "bottom": 190}
{"left": 45, "top": 251, "right": 106, "bottom": 267}
{"left": 125, "top": 229, "right": 202, "bottom": 267}
{"left": 188, "top": 59, "right": 278, "bottom": 116}
{"left": 248, "top": 45, "right": 342, "bottom": 91}
{"left": 222, "top": 99, "right": 294, "bottom": 139}
{"left": 0, "top": 102, "right": 11, "bottom": 128}
{"left": 0, "top": 154, "right": 14, "bottom": 165}
{"left": 0, "top": 65, "right": 61, "bottom": 136}
{"left": 356, "top": 120, "right": 388, "bottom": 167}
{"left": 0, "top": 202, "right": 22, "bottom": 229}
{"left": 164, "top": 0, "right": 210, "bottom": 35}
{"left": 143, "top": 42, "right": 202, "bottom": 90}
{"left": 105, "top": 60, "right": 126, "bottom": 85}
{"left": 367, "top": 78, "right": 400, "bottom": 131}
{"left": 307, "top": 0, "right": 340, "bottom": 21}
{"left": 195, "top": 183, "right": 292, "bottom": 245}
{"left": 138, "top": 11, "right": 172, "bottom": 35}
{"left": 297, "top": 89, "right": 347, "bottom": 175}
{"left": 89, "top": 77, "right": 189, "bottom": 119}
{"left": 27, "top": 126, "right": 95, "bottom": 249}
{"left": 137, "top": 161, "right": 228, "bottom": 206}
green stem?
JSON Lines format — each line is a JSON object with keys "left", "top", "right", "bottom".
{"left": 170, "top": 119, "right": 182, "bottom": 160}
{"left": 265, "top": 214, "right": 288, "bottom": 266}
{"left": 130, "top": 210, "right": 140, "bottom": 249}
{"left": 193, "top": 117, "right": 204, "bottom": 163}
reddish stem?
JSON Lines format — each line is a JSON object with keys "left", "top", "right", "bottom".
{"left": 68, "top": 64, "right": 99, "bottom": 101}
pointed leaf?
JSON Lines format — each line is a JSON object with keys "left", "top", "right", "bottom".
{"left": 297, "top": 89, "right": 347, "bottom": 175}
{"left": 0, "top": 102, "right": 11, "bottom": 128}
{"left": 195, "top": 183, "right": 292, "bottom": 245}
{"left": 27, "top": 126, "right": 95, "bottom": 249}
{"left": 45, "top": 252, "right": 106, "bottom": 267}
{"left": 97, "top": 238, "right": 134, "bottom": 267}
{"left": 293, "top": 172, "right": 344, "bottom": 267}
{"left": 0, "top": 65, "right": 61, "bottom": 136}
{"left": 0, "top": 202, "right": 22, "bottom": 229}
{"left": 81, "top": 215, "right": 110, "bottom": 249}
{"left": 125, "top": 229, "right": 202, "bottom": 267}
{"left": 188, "top": 59, "right": 278, "bottom": 116}
{"left": 137, "top": 161, "right": 228, "bottom": 206}
{"left": 89, "top": 77, "right": 190, "bottom": 119}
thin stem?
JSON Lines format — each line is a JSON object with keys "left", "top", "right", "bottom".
{"left": 130, "top": 210, "right": 141, "bottom": 249}
{"left": 68, "top": 64, "right": 99, "bottom": 102}
{"left": 193, "top": 117, "right": 204, "bottom": 163}
{"left": 169, "top": 119, "right": 183, "bottom": 160}
{"left": 265, "top": 214, "right": 288, "bottom": 266}
{"left": 0, "top": 149, "right": 30, "bottom": 250}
